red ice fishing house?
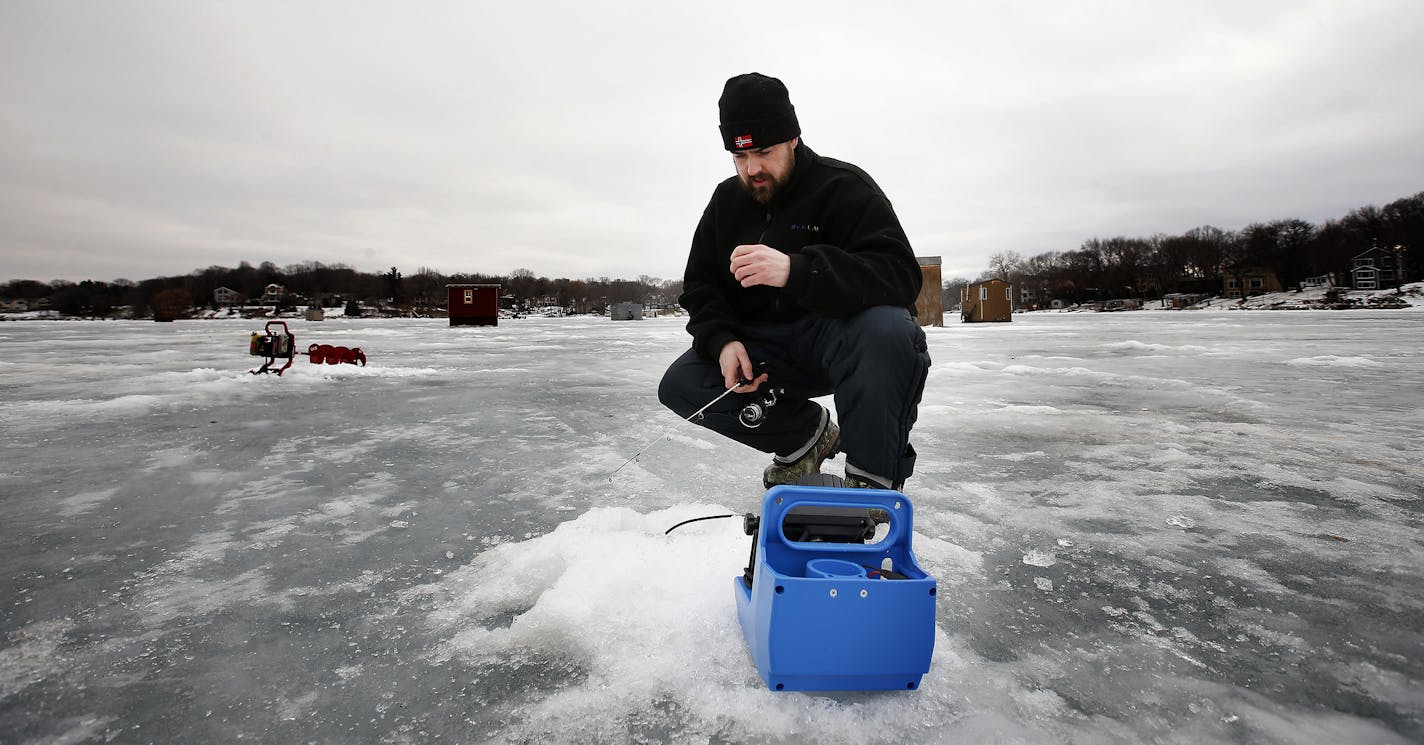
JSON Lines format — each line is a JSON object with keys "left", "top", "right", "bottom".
{"left": 447, "top": 284, "right": 500, "bottom": 327}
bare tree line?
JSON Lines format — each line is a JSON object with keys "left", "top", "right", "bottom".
{"left": 3, "top": 261, "right": 683, "bottom": 318}
{"left": 946, "top": 191, "right": 1422, "bottom": 306}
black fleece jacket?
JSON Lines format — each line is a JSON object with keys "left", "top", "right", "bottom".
{"left": 679, "top": 141, "right": 922, "bottom": 360}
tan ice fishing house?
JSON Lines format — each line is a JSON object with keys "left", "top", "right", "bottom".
{"left": 961, "top": 279, "right": 1013, "bottom": 322}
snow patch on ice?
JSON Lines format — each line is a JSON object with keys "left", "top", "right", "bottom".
{"left": 57, "top": 487, "right": 119, "bottom": 517}
{"left": 1100, "top": 340, "right": 1210, "bottom": 354}
{"left": 996, "top": 404, "right": 1065, "bottom": 417}
{"left": 277, "top": 690, "right": 320, "bottom": 721}
{"left": 136, "top": 568, "right": 279, "bottom": 623}
{"left": 1022, "top": 550, "right": 1057, "bottom": 567}
{"left": 90, "top": 393, "right": 165, "bottom": 412}
{"left": 1284, "top": 355, "right": 1383, "bottom": 368}
{"left": 145, "top": 445, "right": 202, "bottom": 471}
{"left": 421, "top": 504, "right": 971, "bottom": 743}
{"left": 983, "top": 450, "right": 1048, "bottom": 462}
{"left": 1000, "top": 364, "right": 1202, "bottom": 392}
{"left": 27, "top": 715, "right": 119, "bottom": 744}
{"left": 0, "top": 618, "right": 74, "bottom": 700}
{"left": 932, "top": 361, "right": 1002, "bottom": 374}
{"left": 906, "top": 534, "right": 984, "bottom": 585}
{"left": 663, "top": 431, "right": 718, "bottom": 450}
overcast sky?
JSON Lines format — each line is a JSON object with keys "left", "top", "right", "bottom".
{"left": 3, "top": 1, "right": 1422, "bottom": 285}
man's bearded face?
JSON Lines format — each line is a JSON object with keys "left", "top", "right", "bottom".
{"left": 734, "top": 138, "right": 797, "bottom": 205}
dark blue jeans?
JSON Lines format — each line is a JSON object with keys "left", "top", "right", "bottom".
{"left": 658, "top": 306, "right": 930, "bottom": 485}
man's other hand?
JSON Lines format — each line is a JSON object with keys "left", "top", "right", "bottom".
{"left": 730, "top": 244, "right": 790, "bottom": 288}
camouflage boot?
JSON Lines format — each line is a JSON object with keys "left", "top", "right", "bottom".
{"left": 762, "top": 413, "right": 840, "bottom": 489}
{"left": 844, "top": 473, "right": 894, "bottom": 490}
{"left": 845, "top": 459, "right": 902, "bottom": 491}
{"left": 844, "top": 472, "right": 895, "bottom": 525}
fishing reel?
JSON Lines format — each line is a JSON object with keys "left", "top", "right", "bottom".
{"left": 738, "top": 387, "right": 784, "bottom": 428}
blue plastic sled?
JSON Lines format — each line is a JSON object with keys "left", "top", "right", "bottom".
{"left": 733, "top": 483, "right": 937, "bottom": 691}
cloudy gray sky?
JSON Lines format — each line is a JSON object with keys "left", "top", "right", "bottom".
{"left": 3, "top": 1, "right": 1422, "bottom": 285}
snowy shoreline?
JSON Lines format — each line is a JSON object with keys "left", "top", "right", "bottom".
{"left": 6, "top": 283, "right": 1421, "bottom": 322}
{"left": 6, "top": 293, "right": 1423, "bottom": 324}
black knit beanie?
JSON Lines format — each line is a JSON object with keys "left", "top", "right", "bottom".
{"left": 718, "top": 73, "right": 800, "bottom": 151}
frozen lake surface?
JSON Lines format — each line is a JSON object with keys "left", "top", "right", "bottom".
{"left": 2, "top": 311, "right": 1421, "bottom": 744}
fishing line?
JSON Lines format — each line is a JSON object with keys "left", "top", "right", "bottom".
{"left": 607, "top": 374, "right": 752, "bottom": 482}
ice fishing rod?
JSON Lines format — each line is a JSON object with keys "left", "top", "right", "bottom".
{"left": 607, "top": 364, "right": 764, "bottom": 482}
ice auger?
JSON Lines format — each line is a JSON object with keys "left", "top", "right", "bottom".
{"left": 248, "top": 321, "right": 366, "bottom": 375}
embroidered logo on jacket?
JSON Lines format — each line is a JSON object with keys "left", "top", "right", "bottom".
{"left": 790, "top": 224, "right": 822, "bottom": 233}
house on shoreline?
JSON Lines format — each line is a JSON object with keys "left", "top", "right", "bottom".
{"left": 1351, "top": 245, "right": 1405, "bottom": 290}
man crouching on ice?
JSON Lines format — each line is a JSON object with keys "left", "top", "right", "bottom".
{"left": 658, "top": 72, "right": 931, "bottom": 490}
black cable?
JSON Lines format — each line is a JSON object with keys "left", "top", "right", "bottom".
{"left": 861, "top": 564, "right": 909, "bottom": 580}
{"left": 664, "top": 513, "right": 739, "bottom": 535}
